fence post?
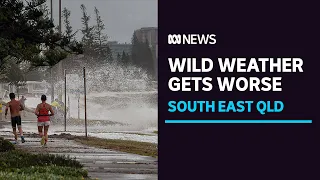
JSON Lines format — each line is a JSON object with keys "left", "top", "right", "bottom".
{"left": 68, "top": 95, "right": 70, "bottom": 119}
{"left": 77, "top": 94, "right": 80, "bottom": 120}
{"left": 83, "top": 67, "right": 87, "bottom": 138}
{"left": 0, "top": 98, "right": 2, "bottom": 121}
{"left": 64, "top": 69, "right": 67, "bottom": 132}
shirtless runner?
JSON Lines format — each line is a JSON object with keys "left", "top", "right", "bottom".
{"left": 5, "top": 93, "right": 25, "bottom": 144}
{"left": 35, "top": 95, "right": 54, "bottom": 146}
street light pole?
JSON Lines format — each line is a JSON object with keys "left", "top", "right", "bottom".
{"left": 50, "top": 0, "right": 53, "bottom": 21}
{"left": 58, "top": 0, "right": 63, "bottom": 98}
{"left": 83, "top": 67, "right": 87, "bottom": 138}
{"left": 59, "top": 0, "right": 62, "bottom": 34}
{"left": 50, "top": 0, "right": 54, "bottom": 102}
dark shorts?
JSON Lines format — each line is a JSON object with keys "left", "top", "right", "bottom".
{"left": 11, "top": 116, "right": 22, "bottom": 128}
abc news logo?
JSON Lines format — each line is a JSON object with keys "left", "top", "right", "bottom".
{"left": 168, "top": 34, "right": 216, "bottom": 45}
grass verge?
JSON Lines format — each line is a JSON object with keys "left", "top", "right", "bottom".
{"left": 0, "top": 137, "right": 89, "bottom": 180}
{"left": 73, "top": 136, "right": 158, "bottom": 158}
{"left": 123, "top": 132, "right": 156, "bottom": 136}
{"left": 153, "top": 131, "right": 158, "bottom": 134}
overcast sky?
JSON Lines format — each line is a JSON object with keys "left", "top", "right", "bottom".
{"left": 49, "top": 0, "right": 157, "bottom": 43}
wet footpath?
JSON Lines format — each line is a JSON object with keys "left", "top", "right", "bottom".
{"left": 0, "top": 114, "right": 158, "bottom": 180}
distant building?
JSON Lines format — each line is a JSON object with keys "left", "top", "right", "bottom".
{"left": 134, "top": 27, "right": 158, "bottom": 78}
{"left": 134, "top": 27, "right": 158, "bottom": 47}
{"left": 134, "top": 27, "right": 158, "bottom": 57}
{"left": 106, "top": 41, "right": 132, "bottom": 60}
{"left": 154, "top": 44, "right": 158, "bottom": 79}
{"left": 25, "top": 81, "right": 48, "bottom": 95}
{"left": 0, "top": 81, "right": 48, "bottom": 98}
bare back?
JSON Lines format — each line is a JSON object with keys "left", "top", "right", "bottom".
{"left": 36, "top": 103, "right": 53, "bottom": 112}
{"left": 7, "top": 100, "right": 23, "bottom": 117}
{"left": 35, "top": 102, "right": 54, "bottom": 122}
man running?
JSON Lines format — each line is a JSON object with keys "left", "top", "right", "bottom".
{"left": 5, "top": 93, "right": 25, "bottom": 144}
{"left": 34, "top": 95, "right": 54, "bottom": 146}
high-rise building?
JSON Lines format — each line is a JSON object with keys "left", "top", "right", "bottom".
{"left": 134, "top": 27, "right": 158, "bottom": 78}
{"left": 134, "top": 27, "right": 158, "bottom": 59}
{"left": 134, "top": 27, "right": 158, "bottom": 47}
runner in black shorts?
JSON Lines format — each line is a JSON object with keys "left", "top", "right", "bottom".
{"left": 5, "top": 93, "right": 25, "bottom": 144}
{"left": 11, "top": 116, "right": 22, "bottom": 128}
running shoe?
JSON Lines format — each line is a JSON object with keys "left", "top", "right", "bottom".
{"left": 21, "top": 136, "right": 25, "bottom": 143}
{"left": 41, "top": 136, "right": 45, "bottom": 145}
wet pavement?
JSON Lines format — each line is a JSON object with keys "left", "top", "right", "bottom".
{"left": 0, "top": 113, "right": 158, "bottom": 180}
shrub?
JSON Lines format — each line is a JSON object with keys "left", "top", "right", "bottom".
{"left": 0, "top": 137, "right": 15, "bottom": 152}
{"left": 0, "top": 171, "right": 85, "bottom": 180}
{"left": 2, "top": 165, "right": 88, "bottom": 178}
{"left": 0, "top": 139, "right": 88, "bottom": 179}
{"left": 0, "top": 150, "right": 83, "bottom": 169}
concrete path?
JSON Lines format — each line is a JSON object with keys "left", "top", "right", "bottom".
{"left": 0, "top": 113, "right": 158, "bottom": 180}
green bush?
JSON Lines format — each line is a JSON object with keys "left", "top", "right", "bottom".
{"left": 0, "top": 150, "right": 83, "bottom": 169}
{"left": 0, "top": 171, "right": 85, "bottom": 180}
{"left": 2, "top": 165, "right": 88, "bottom": 178}
{"left": 0, "top": 137, "right": 15, "bottom": 152}
{"left": 0, "top": 139, "right": 88, "bottom": 179}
